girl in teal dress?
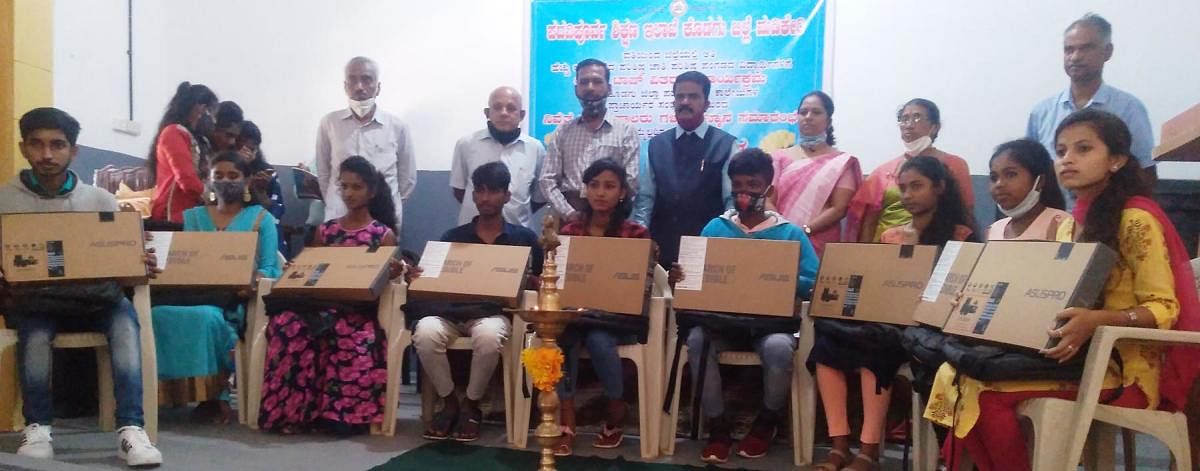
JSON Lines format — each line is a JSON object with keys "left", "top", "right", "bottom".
{"left": 151, "top": 151, "right": 281, "bottom": 423}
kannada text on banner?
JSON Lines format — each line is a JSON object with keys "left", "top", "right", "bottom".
{"left": 530, "top": 0, "right": 827, "bottom": 151}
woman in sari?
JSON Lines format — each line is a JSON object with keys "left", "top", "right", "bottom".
{"left": 770, "top": 91, "right": 861, "bottom": 255}
{"left": 152, "top": 151, "right": 281, "bottom": 423}
{"left": 848, "top": 98, "right": 974, "bottom": 242}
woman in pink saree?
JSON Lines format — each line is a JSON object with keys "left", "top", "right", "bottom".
{"left": 770, "top": 91, "right": 862, "bottom": 255}
{"left": 848, "top": 98, "right": 975, "bottom": 242}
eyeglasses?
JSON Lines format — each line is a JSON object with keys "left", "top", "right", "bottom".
{"left": 897, "top": 115, "right": 926, "bottom": 126}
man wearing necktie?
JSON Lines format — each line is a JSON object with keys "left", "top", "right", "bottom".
{"left": 633, "top": 71, "right": 737, "bottom": 266}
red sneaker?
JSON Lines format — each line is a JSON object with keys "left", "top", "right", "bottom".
{"left": 736, "top": 420, "right": 777, "bottom": 459}
{"left": 701, "top": 435, "right": 732, "bottom": 464}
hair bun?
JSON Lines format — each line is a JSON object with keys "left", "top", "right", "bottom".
{"left": 176, "top": 81, "right": 192, "bottom": 93}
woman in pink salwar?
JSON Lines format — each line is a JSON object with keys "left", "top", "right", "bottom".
{"left": 848, "top": 98, "right": 975, "bottom": 243}
{"left": 770, "top": 91, "right": 862, "bottom": 254}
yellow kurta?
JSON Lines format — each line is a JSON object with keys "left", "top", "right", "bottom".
{"left": 925, "top": 208, "right": 1181, "bottom": 437}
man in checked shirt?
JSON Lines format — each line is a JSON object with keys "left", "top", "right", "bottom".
{"left": 538, "top": 58, "right": 640, "bottom": 220}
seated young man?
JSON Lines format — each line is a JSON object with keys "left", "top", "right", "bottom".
{"left": 406, "top": 161, "right": 544, "bottom": 442}
{"left": 685, "top": 147, "right": 817, "bottom": 463}
{"left": 0, "top": 107, "right": 163, "bottom": 466}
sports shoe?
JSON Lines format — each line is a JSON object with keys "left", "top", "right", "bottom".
{"left": 17, "top": 423, "right": 54, "bottom": 459}
{"left": 736, "top": 410, "right": 779, "bottom": 459}
{"left": 117, "top": 426, "right": 162, "bottom": 467}
{"left": 700, "top": 416, "right": 733, "bottom": 464}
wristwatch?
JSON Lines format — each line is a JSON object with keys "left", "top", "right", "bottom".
{"left": 801, "top": 224, "right": 812, "bottom": 234}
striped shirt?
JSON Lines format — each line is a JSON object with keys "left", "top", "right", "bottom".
{"left": 537, "top": 113, "right": 640, "bottom": 217}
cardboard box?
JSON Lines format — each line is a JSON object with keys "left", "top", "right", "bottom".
{"left": 673, "top": 236, "right": 800, "bottom": 317}
{"left": 810, "top": 243, "right": 938, "bottom": 326}
{"left": 554, "top": 236, "right": 652, "bottom": 315}
{"left": 1153, "top": 102, "right": 1200, "bottom": 162}
{"left": 1, "top": 211, "right": 147, "bottom": 285}
{"left": 941, "top": 241, "right": 1117, "bottom": 350}
{"left": 912, "top": 242, "right": 986, "bottom": 327}
{"left": 147, "top": 231, "right": 259, "bottom": 288}
{"left": 407, "top": 241, "right": 531, "bottom": 306}
{"left": 272, "top": 246, "right": 398, "bottom": 301}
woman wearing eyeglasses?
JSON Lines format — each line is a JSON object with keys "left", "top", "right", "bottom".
{"left": 848, "top": 98, "right": 975, "bottom": 242}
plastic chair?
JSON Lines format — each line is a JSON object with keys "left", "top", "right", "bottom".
{"left": 896, "top": 364, "right": 940, "bottom": 471}
{"left": 512, "top": 266, "right": 671, "bottom": 459}
{"left": 1, "top": 285, "right": 159, "bottom": 441}
{"left": 244, "top": 275, "right": 405, "bottom": 436}
{"left": 659, "top": 299, "right": 815, "bottom": 467}
{"left": 236, "top": 253, "right": 282, "bottom": 426}
{"left": 1015, "top": 325, "right": 1197, "bottom": 471}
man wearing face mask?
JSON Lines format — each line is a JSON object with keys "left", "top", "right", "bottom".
{"left": 449, "top": 86, "right": 546, "bottom": 227}
{"left": 315, "top": 56, "right": 417, "bottom": 232}
{"left": 538, "top": 58, "right": 640, "bottom": 220}
{"left": 633, "top": 71, "right": 737, "bottom": 266}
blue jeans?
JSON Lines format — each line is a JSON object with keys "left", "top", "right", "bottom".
{"left": 9, "top": 298, "right": 144, "bottom": 427}
{"left": 556, "top": 328, "right": 633, "bottom": 400}
{"left": 686, "top": 327, "right": 795, "bottom": 419}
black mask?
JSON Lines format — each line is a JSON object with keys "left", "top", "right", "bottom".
{"left": 487, "top": 121, "right": 521, "bottom": 145}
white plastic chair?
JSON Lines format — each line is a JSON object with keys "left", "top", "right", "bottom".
{"left": 416, "top": 289, "right": 534, "bottom": 440}
{"left": 896, "top": 364, "right": 940, "bottom": 471}
{"left": 660, "top": 300, "right": 815, "bottom": 467}
{"left": 1, "top": 285, "right": 159, "bottom": 441}
{"left": 236, "top": 268, "right": 279, "bottom": 426}
{"left": 245, "top": 276, "right": 405, "bottom": 436}
{"left": 512, "top": 266, "right": 670, "bottom": 459}
{"left": 1015, "top": 325, "right": 1197, "bottom": 471}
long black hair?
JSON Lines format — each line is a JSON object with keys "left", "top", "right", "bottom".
{"left": 898, "top": 155, "right": 979, "bottom": 246}
{"left": 989, "top": 138, "right": 1066, "bottom": 211}
{"left": 799, "top": 90, "right": 836, "bottom": 145}
{"left": 147, "top": 81, "right": 217, "bottom": 177}
{"left": 339, "top": 156, "right": 398, "bottom": 235}
{"left": 1054, "top": 109, "right": 1150, "bottom": 251}
{"left": 580, "top": 158, "right": 633, "bottom": 237}
{"left": 236, "top": 120, "right": 272, "bottom": 174}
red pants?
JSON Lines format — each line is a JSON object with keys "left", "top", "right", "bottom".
{"left": 941, "top": 386, "right": 1148, "bottom": 471}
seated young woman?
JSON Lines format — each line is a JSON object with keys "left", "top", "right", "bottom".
{"left": 926, "top": 110, "right": 1198, "bottom": 471}
{"left": 257, "top": 156, "right": 401, "bottom": 435}
{"left": 151, "top": 150, "right": 282, "bottom": 424}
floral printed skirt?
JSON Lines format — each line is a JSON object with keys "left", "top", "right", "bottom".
{"left": 257, "top": 307, "right": 387, "bottom": 432}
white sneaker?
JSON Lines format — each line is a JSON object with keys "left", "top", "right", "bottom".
{"left": 16, "top": 423, "right": 54, "bottom": 459}
{"left": 117, "top": 426, "right": 162, "bottom": 467}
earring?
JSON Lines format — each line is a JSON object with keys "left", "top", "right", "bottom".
{"left": 243, "top": 185, "right": 252, "bottom": 203}
{"left": 208, "top": 191, "right": 217, "bottom": 203}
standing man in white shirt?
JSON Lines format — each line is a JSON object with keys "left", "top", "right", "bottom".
{"left": 538, "top": 58, "right": 640, "bottom": 220}
{"left": 450, "top": 86, "right": 546, "bottom": 228}
{"left": 316, "top": 56, "right": 417, "bottom": 231}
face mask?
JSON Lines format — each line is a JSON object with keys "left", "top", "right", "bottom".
{"left": 348, "top": 97, "right": 375, "bottom": 118}
{"left": 797, "top": 132, "right": 826, "bottom": 150}
{"left": 487, "top": 121, "right": 521, "bottom": 145}
{"left": 579, "top": 97, "right": 607, "bottom": 118}
{"left": 903, "top": 135, "right": 933, "bottom": 157}
{"left": 212, "top": 180, "right": 246, "bottom": 203}
{"left": 734, "top": 186, "right": 771, "bottom": 213}
{"left": 998, "top": 175, "right": 1042, "bottom": 218}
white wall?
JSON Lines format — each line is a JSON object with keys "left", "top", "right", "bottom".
{"left": 54, "top": 0, "right": 1200, "bottom": 179}
{"left": 830, "top": 0, "right": 1200, "bottom": 179}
